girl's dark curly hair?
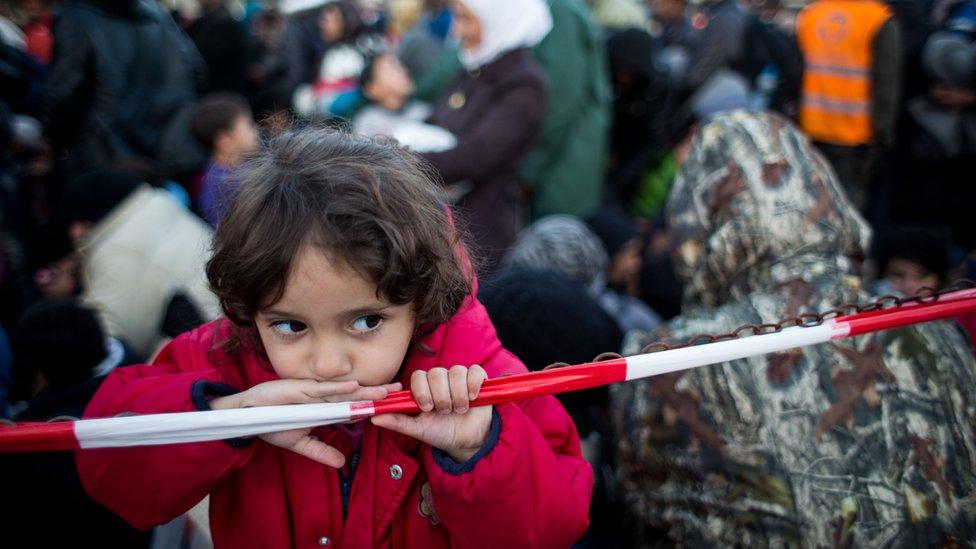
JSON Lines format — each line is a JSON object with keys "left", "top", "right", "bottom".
{"left": 206, "top": 128, "right": 472, "bottom": 352}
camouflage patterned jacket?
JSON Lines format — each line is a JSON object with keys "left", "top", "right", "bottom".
{"left": 611, "top": 110, "right": 976, "bottom": 547}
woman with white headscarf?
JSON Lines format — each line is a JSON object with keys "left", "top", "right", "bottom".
{"left": 422, "top": 0, "right": 552, "bottom": 272}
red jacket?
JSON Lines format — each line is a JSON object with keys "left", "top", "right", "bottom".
{"left": 77, "top": 294, "right": 592, "bottom": 548}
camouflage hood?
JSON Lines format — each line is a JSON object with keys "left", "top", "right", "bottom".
{"left": 613, "top": 111, "right": 976, "bottom": 547}
{"left": 667, "top": 110, "right": 872, "bottom": 309}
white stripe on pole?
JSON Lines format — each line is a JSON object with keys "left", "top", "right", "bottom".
{"left": 74, "top": 401, "right": 365, "bottom": 449}
{"left": 624, "top": 323, "right": 842, "bottom": 381}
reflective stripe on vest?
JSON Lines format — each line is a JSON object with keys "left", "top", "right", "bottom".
{"left": 802, "top": 94, "right": 870, "bottom": 115}
{"left": 797, "top": 0, "right": 891, "bottom": 146}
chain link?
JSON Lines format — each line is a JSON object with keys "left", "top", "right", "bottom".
{"left": 543, "top": 279, "right": 976, "bottom": 368}
{"left": 635, "top": 279, "right": 975, "bottom": 356}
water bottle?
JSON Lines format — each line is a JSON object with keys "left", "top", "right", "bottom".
{"left": 751, "top": 64, "right": 780, "bottom": 110}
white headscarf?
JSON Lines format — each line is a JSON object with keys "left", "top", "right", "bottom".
{"left": 280, "top": 0, "right": 331, "bottom": 15}
{"left": 456, "top": 0, "right": 553, "bottom": 70}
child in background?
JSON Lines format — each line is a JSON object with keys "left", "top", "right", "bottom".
{"left": 77, "top": 129, "right": 591, "bottom": 548}
{"left": 293, "top": 0, "right": 385, "bottom": 118}
{"left": 354, "top": 53, "right": 457, "bottom": 154}
{"left": 585, "top": 209, "right": 645, "bottom": 298}
{"left": 873, "top": 226, "right": 976, "bottom": 350}
{"left": 873, "top": 226, "right": 949, "bottom": 297}
{"left": 189, "top": 93, "right": 259, "bottom": 227}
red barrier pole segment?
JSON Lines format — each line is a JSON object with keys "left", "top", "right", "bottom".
{"left": 827, "top": 288, "right": 976, "bottom": 325}
{"left": 2, "top": 295, "right": 975, "bottom": 453}
{"left": 841, "top": 292, "right": 976, "bottom": 337}
{"left": 361, "top": 359, "right": 629, "bottom": 417}
{"left": 0, "top": 421, "right": 79, "bottom": 452}
{"left": 365, "top": 292, "right": 976, "bottom": 415}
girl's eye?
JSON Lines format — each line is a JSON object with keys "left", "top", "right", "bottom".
{"left": 270, "top": 320, "right": 307, "bottom": 337}
{"left": 351, "top": 314, "right": 383, "bottom": 333}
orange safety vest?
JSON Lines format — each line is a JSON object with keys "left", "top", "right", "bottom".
{"left": 796, "top": 0, "right": 892, "bottom": 146}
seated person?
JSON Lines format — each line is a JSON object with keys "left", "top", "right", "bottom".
{"left": 53, "top": 170, "right": 220, "bottom": 358}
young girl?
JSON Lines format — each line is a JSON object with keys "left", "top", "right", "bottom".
{"left": 76, "top": 129, "right": 592, "bottom": 547}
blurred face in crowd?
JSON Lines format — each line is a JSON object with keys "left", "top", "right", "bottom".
{"left": 364, "top": 54, "right": 414, "bottom": 111}
{"left": 216, "top": 113, "right": 260, "bottom": 164}
{"left": 254, "top": 245, "right": 415, "bottom": 386}
{"left": 608, "top": 239, "right": 643, "bottom": 288}
{"left": 198, "top": 0, "right": 224, "bottom": 12}
{"left": 35, "top": 255, "right": 79, "bottom": 298}
{"left": 20, "top": 0, "right": 51, "bottom": 21}
{"left": 884, "top": 258, "right": 941, "bottom": 297}
{"left": 320, "top": 5, "right": 346, "bottom": 43}
{"left": 451, "top": 0, "right": 482, "bottom": 52}
{"left": 649, "top": 0, "right": 686, "bottom": 23}
{"left": 675, "top": 125, "right": 697, "bottom": 166}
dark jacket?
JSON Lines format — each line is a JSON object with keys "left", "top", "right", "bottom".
{"left": 42, "top": 0, "right": 204, "bottom": 175}
{"left": 682, "top": 0, "right": 749, "bottom": 93}
{"left": 189, "top": 4, "right": 249, "bottom": 96}
{"left": 278, "top": 10, "right": 328, "bottom": 106}
{"left": 424, "top": 49, "right": 548, "bottom": 272}
{"left": 871, "top": 18, "right": 903, "bottom": 150}
{"left": 1, "top": 377, "right": 152, "bottom": 547}
{"left": 606, "top": 28, "right": 671, "bottom": 209}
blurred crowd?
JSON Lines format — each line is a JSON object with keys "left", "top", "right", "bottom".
{"left": 1, "top": 0, "right": 975, "bottom": 546}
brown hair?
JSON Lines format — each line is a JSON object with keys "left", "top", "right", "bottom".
{"left": 190, "top": 93, "right": 252, "bottom": 151}
{"left": 206, "top": 128, "right": 472, "bottom": 351}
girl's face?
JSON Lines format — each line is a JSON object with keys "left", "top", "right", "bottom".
{"left": 254, "top": 245, "right": 416, "bottom": 386}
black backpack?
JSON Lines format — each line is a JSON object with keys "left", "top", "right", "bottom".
{"left": 736, "top": 15, "right": 804, "bottom": 118}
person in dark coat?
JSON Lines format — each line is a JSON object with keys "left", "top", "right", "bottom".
{"left": 277, "top": 1, "right": 329, "bottom": 108}
{"left": 189, "top": 0, "right": 250, "bottom": 97}
{"left": 41, "top": 0, "right": 205, "bottom": 179}
{"left": 2, "top": 299, "right": 148, "bottom": 547}
{"left": 479, "top": 268, "right": 624, "bottom": 547}
{"left": 422, "top": 0, "right": 551, "bottom": 272}
{"left": 605, "top": 28, "right": 671, "bottom": 210}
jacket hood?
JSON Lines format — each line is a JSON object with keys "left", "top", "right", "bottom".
{"left": 666, "top": 110, "right": 871, "bottom": 309}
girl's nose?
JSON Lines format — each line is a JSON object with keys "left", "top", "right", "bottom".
{"left": 311, "top": 338, "right": 353, "bottom": 380}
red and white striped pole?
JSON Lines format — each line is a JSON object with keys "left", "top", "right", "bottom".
{"left": 2, "top": 290, "right": 975, "bottom": 453}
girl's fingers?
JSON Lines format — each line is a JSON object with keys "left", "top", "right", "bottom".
{"left": 243, "top": 380, "right": 358, "bottom": 407}
{"left": 370, "top": 413, "right": 426, "bottom": 441}
{"left": 466, "top": 364, "right": 487, "bottom": 401}
{"left": 345, "top": 384, "right": 390, "bottom": 402}
{"left": 315, "top": 381, "right": 404, "bottom": 404}
{"left": 427, "top": 367, "right": 452, "bottom": 414}
{"left": 298, "top": 380, "right": 360, "bottom": 399}
{"left": 448, "top": 365, "right": 469, "bottom": 413}
{"left": 291, "top": 435, "right": 346, "bottom": 468}
{"left": 411, "top": 369, "right": 434, "bottom": 412}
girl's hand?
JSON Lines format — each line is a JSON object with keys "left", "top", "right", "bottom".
{"left": 371, "top": 365, "right": 491, "bottom": 462}
{"left": 210, "top": 379, "right": 401, "bottom": 467}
